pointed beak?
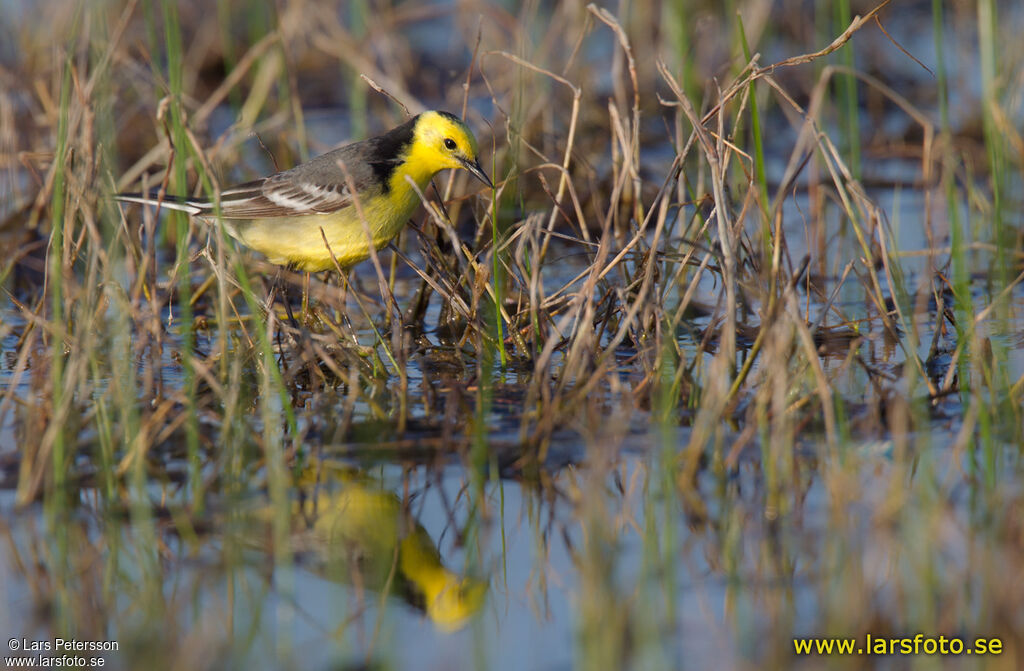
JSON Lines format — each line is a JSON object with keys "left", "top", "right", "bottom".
{"left": 460, "top": 157, "right": 494, "bottom": 189}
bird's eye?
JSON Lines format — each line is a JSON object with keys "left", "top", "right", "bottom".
{"left": 443, "top": 138, "right": 457, "bottom": 150}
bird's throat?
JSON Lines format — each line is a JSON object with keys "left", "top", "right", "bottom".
{"left": 389, "top": 141, "right": 444, "bottom": 196}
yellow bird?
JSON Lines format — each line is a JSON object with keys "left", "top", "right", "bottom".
{"left": 116, "top": 111, "right": 492, "bottom": 272}
{"left": 290, "top": 465, "right": 487, "bottom": 631}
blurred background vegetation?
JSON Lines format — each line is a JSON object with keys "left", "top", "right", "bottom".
{"left": 1, "top": 0, "right": 1023, "bottom": 669}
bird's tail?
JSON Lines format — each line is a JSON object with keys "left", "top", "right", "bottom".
{"left": 114, "top": 192, "right": 210, "bottom": 216}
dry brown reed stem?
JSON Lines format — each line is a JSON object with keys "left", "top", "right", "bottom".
{"left": 526, "top": 164, "right": 592, "bottom": 247}
{"left": 657, "top": 60, "right": 738, "bottom": 367}
{"left": 875, "top": 213, "right": 942, "bottom": 394}
{"left": 657, "top": 2, "right": 898, "bottom": 485}
{"left": 525, "top": 236, "right": 612, "bottom": 443}
{"left": 488, "top": 52, "right": 581, "bottom": 263}
{"left": 683, "top": 0, "right": 889, "bottom": 178}
{"left": 782, "top": 288, "right": 839, "bottom": 453}
{"left": 388, "top": 246, "right": 472, "bottom": 324}
{"left": 807, "top": 76, "right": 939, "bottom": 396}
{"left": 550, "top": 120, "right": 641, "bottom": 403}
{"left": 515, "top": 64, "right": 650, "bottom": 432}
{"left": 587, "top": 5, "right": 641, "bottom": 225}
{"left": 591, "top": 159, "right": 684, "bottom": 363}
{"left": 515, "top": 177, "right": 592, "bottom": 349}
{"left": 197, "top": 248, "right": 254, "bottom": 347}
{"left": 565, "top": 174, "right": 677, "bottom": 402}
{"left": 940, "top": 268, "right": 1024, "bottom": 394}
{"left": 828, "top": 63, "right": 937, "bottom": 240}
{"left": 361, "top": 76, "right": 412, "bottom": 119}
{"left": 808, "top": 260, "right": 857, "bottom": 334}
{"left": 1011, "top": 371, "right": 1024, "bottom": 404}
{"left": 401, "top": 180, "right": 530, "bottom": 356}
{"left": 988, "top": 102, "right": 1024, "bottom": 161}
{"left": 755, "top": 0, "right": 892, "bottom": 75}
{"left": 764, "top": 60, "right": 937, "bottom": 397}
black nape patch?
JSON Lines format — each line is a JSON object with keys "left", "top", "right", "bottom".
{"left": 369, "top": 114, "right": 419, "bottom": 192}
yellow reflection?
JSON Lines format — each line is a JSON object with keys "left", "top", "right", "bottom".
{"left": 293, "top": 464, "right": 486, "bottom": 632}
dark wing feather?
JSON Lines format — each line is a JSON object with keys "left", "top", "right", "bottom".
{"left": 122, "top": 118, "right": 418, "bottom": 220}
{"left": 206, "top": 141, "right": 382, "bottom": 219}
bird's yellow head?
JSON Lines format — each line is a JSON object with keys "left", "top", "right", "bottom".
{"left": 411, "top": 111, "right": 493, "bottom": 188}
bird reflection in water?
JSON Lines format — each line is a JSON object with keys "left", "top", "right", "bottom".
{"left": 288, "top": 463, "right": 487, "bottom": 632}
